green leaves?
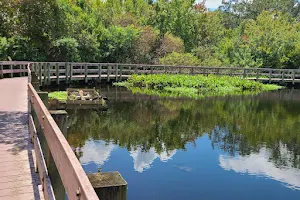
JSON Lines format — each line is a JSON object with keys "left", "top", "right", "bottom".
{"left": 115, "top": 74, "right": 282, "bottom": 99}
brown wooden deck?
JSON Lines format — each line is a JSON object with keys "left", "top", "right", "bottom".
{"left": 0, "top": 77, "right": 43, "bottom": 200}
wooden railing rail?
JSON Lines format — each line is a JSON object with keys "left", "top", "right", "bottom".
{"left": 0, "top": 61, "right": 29, "bottom": 78}
{"left": 28, "top": 83, "right": 99, "bottom": 200}
{"left": 25, "top": 62, "right": 300, "bottom": 86}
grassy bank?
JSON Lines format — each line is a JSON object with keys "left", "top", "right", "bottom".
{"left": 114, "top": 74, "right": 282, "bottom": 98}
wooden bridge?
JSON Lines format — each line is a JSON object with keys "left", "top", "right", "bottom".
{"left": 0, "top": 61, "right": 299, "bottom": 200}
{"left": 0, "top": 62, "right": 100, "bottom": 200}
{"left": 2, "top": 61, "right": 300, "bottom": 86}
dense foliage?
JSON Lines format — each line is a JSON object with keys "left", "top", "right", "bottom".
{"left": 114, "top": 74, "right": 282, "bottom": 98}
{"left": 1, "top": 0, "right": 300, "bottom": 68}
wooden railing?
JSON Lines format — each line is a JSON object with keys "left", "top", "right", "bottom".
{"left": 0, "top": 61, "right": 29, "bottom": 78}
{"left": 26, "top": 62, "right": 300, "bottom": 86}
{"left": 28, "top": 83, "right": 99, "bottom": 200}
{"left": 2, "top": 61, "right": 300, "bottom": 85}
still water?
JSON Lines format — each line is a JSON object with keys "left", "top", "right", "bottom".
{"left": 66, "top": 87, "right": 300, "bottom": 200}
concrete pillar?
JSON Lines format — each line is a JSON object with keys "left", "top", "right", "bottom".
{"left": 87, "top": 171, "right": 127, "bottom": 200}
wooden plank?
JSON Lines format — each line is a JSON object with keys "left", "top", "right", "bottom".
{"left": 28, "top": 84, "right": 99, "bottom": 200}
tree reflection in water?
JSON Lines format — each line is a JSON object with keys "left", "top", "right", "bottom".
{"left": 67, "top": 88, "right": 300, "bottom": 179}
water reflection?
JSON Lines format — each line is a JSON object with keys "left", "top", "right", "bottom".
{"left": 219, "top": 145, "right": 300, "bottom": 190}
{"left": 66, "top": 87, "right": 300, "bottom": 199}
{"left": 130, "top": 146, "right": 176, "bottom": 173}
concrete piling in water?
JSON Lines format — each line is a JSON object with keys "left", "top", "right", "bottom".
{"left": 87, "top": 171, "right": 127, "bottom": 200}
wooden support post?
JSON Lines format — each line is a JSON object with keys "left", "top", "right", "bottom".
{"left": 43, "top": 63, "right": 47, "bottom": 86}
{"left": 22, "top": 65, "right": 25, "bottom": 76}
{"left": 116, "top": 65, "right": 118, "bottom": 82}
{"left": 282, "top": 70, "right": 285, "bottom": 82}
{"left": 56, "top": 63, "right": 59, "bottom": 85}
{"left": 39, "top": 63, "right": 42, "bottom": 86}
{"left": 31, "top": 71, "right": 40, "bottom": 91}
{"left": 243, "top": 69, "right": 246, "bottom": 78}
{"left": 190, "top": 68, "right": 194, "bottom": 75}
{"left": 119, "top": 65, "right": 123, "bottom": 81}
{"left": 49, "top": 110, "right": 68, "bottom": 138}
{"left": 134, "top": 66, "right": 138, "bottom": 74}
{"left": 164, "top": 65, "right": 167, "bottom": 73}
{"left": 65, "top": 62, "right": 69, "bottom": 84}
{"left": 49, "top": 110, "right": 68, "bottom": 200}
{"left": 292, "top": 70, "right": 296, "bottom": 85}
{"left": 85, "top": 64, "right": 88, "bottom": 83}
{"left": 10, "top": 64, "right": 13, "bottom": 77}
{"left": 19, "top": 64, "right": 22, "bottom": 76}
{"left": 107, "top": 66, "right": 110, "bottom": 82}
{"left": 69, "top": 63, "right": 73, "bottom": 82}
{"left": 256, "top": 69, "right": 259, "bottom": 81}
{"left": 98, "top": 64, "right": 102, "bottom": 83}
{"left": 269, "top": 70, "right": 272, "bottom": 83}
{"left": 150, "top": 66, "right": 153, "bottom": 74}
{"left": 0, "top": 64, "right": 3, "bottom": 79}
{"left": 87, "top": 172, "right": 127, "bottom": 200}
{"left": 47, "top": 63, "right": 51, "bottom": 85}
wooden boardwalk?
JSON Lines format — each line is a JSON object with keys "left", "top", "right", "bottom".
{"left": 0, "top": 77, "right": 43, "bottom": 200}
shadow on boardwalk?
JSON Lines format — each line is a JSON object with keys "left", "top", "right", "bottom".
{"left": 0, "top": 111, "right": 42, "bottom": 200}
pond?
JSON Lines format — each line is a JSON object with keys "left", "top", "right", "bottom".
{"left": 66, "top": 86, "right": 300, "bottom": 200}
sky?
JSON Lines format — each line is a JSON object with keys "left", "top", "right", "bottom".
{"left": 196, "top": 0, "right": 223, "bottom": 9}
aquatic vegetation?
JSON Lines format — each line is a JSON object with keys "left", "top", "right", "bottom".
{"left": 48, "top": 91, "right": 68, "bottom": 101}
{"left": 114, "top": 74, "right": 282, "bottom": 98}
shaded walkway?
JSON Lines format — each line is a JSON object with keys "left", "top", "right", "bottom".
{"left": 0, "top": 77, "right": 42, "bottom": 200}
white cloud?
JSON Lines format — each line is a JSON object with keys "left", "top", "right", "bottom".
{"left": 219, "top": 147, "right": 300, "bottom": 190}
{"left": 195, "top": 0, "right": 223, "bottom": 9}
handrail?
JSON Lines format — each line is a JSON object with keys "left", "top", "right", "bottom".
{"left": 28, "top": 83, "right": 99, "bottom": 200}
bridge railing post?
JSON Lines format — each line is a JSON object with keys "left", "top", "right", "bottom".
{"left": 292, "top": 69, "right": 296, "bottom": 85}
{"left": 98, "top": 64, "right": 102, "bottom": 83}
{"left": 0, "top": 64, "right": 3, "bottom": 79}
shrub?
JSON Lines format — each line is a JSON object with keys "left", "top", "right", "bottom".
{"left": 132, "top": 26, "right": 159, "bottom": 63}
{"left": 0, "top": 37, "right": 9, "bottom": 60}
{"left": 51, "top": 37, "right": 80, "bottom": 62}
{"left": 155, "top": 33, "right": 184, "bottom": 59}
